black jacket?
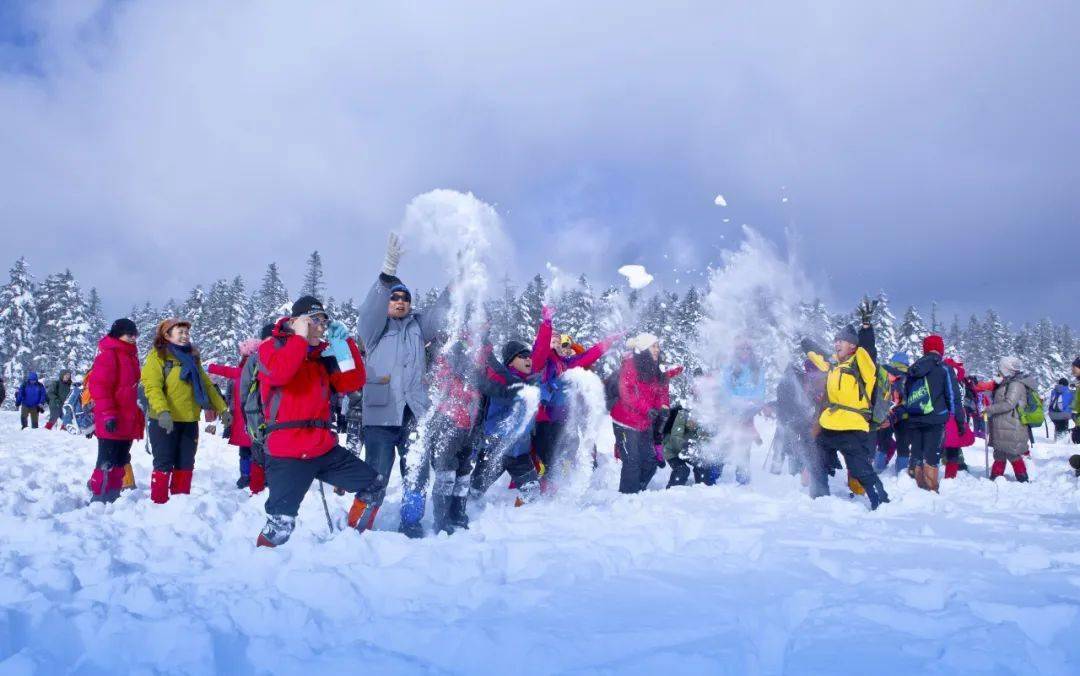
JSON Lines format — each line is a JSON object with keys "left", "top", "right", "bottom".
{"left": 904, "top": 353, "right": 964, "bottom": 428}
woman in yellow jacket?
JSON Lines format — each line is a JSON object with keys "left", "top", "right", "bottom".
{"left": 803, "top": 311, "right": 889, "bottom": 510}
{"left": 142, "top": 318, "right": 229, "bottom": 504}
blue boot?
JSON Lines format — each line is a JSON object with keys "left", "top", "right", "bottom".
{"left": 873, "top": 451, "right": 889, "bottom": 472}
{"left": 237, "top": 457, "right": 252, "bottom": 489}
{"left": 399, "top": 489, "right": 427, "bottom": 539}
{"left": 895, "top": 455, "right": 910, "bottom": 476}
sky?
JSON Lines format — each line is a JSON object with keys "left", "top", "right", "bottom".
{"left": 1, "top": 1, "right": 1077, "bottom": 325}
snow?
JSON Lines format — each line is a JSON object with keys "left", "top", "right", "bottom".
{"left": 617, "top": 264, "right": 654, "bottom": 290}
{"left": 714, "top": 194, "right": 728, "bottom": 207}
{"left": 3, "top": 413, "right": 1080, "bottom": 674}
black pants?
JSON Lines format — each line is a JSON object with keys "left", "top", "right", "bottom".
{"left": 1052, "top": 418, "right": 1070, "bottom": 438}
{"left": 811, "top": 429, "right": 888, "bottom": 507}
{"left": 470, "top": 447, "right": 538, "bottom": 497}
{"left": 908, "top": 423, "right": 945, "bottom": 466}
{"left": 148, "top": 419, "right": 199, "bottom": 472}
{"left": 534, "top": 420, "right": 579, "bottom": 474}
{"left": 96, "top": 439, "right": 133, "bottom": 469}
{"left": 893, "top": 423, "right": 911, "bottom": 460}
{"left": 614, "top": 424, "right": 657, "bottom": 494}
{"left": 363, "top": 408, "right": 426, "bottom": 492}
{"left": 666, "top": 457, "right": 720, "bottom": 487}
{"left": 20, "top": 406, "right": 40, "bottom": 429}
{"left": 265, "top": 445, "right": 383, "bottom": 518}
{"left": 430, "top": 416, "right": 476, "bottom": 498}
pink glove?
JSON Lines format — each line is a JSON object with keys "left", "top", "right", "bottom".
{"left": 653, "top": 444, "right": 666, "bottom": 467}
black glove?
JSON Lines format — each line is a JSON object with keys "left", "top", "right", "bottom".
{"left": 857, "top": 297, "right": 879, "bottom": 325}
{"left": 37, "top": 405, "right": 45, "bottom": 414}
{"left": 799, "top": 337, "right": 825, "bottom": 356}
{"left": 105, "top": 418, "right": 118, "bottom": 433}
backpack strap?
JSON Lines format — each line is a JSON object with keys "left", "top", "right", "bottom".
{"left": 265, "top": 419, "right": 333, "bottom": 433}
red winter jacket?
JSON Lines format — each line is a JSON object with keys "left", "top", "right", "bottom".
{"left": 259, "top": 319, "right": 365, "bottom": 459}
{"left": 208, "top": 360, "right": 253, "bottom": 448}
{"left": 433, "top": 353, "right": 482, "bottom": 430}
{"left": 610, "top": 355, "right": 675, "bottom": 432}
{"left": 89, "top": 336, "right": 145, "bottom": 441}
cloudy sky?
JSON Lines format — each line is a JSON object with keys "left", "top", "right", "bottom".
{"left": 1, "top": 1, "right": 1077, "bottom": 324}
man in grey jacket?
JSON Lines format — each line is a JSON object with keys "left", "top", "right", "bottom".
{"left": 358, "top": 233, "right": 450, "bottom": 538}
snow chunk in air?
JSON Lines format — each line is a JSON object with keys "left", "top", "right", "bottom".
{"left": 618, "top": 264, "right": 654, "bottom": 289}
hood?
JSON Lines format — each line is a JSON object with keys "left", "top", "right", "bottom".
{"left": 59, "top": 369, "right": 72, "bottom": 381}
{"left": 907, "top": 353, "right": 942, "bottom": 378}
{"left": 1010, "top": 373, "right": 1038, "bottom": 389}
{"left": 27, "top": 372, "right": 38, "bottom": 381}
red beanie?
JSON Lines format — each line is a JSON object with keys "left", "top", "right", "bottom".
{"left": 923, "top": 334, "right": 945, "bottom": 355}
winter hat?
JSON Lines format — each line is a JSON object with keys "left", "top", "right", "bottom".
{"left": 884, "top": 351, "right": 910, "bottom": 376}
{"left": 389, "top": 284, "right": 412, "bottom": 302}
{"left": 502, "top": 340, "right": 530, "bottom": 366}
{"left": 291, "top": 295, "right": 327, "bottom": 318}
{"left": 260, "top": 323, "right": 275, "bottom": 340}
{"left": 28, "top": 372, "right": 38, "bottom": 381}
{"left": 834, "top": 325, "right": 859, "bottom": 346}
{"left": 997, "top": 356, "right": 1023, "bottom": 378}
{"left": 239, "top": 338, "right": 262, "bottom": 357}
{"left": 108, "top": 318, "right": 138, "bottom": 339}
{"left": 1073, "top": 356, "right": 1080, "bottom": 369}
{"left": 922, "top": 334, "right": 945, "bottom": 355}
{"left": 1059, "top": 377, "right": 1069, "bottom": 386}
{"left": 156, "top": 318, "right": 191, "bottom": 338}
{"left": 627, "top": 333, "right": 659, "bottom": 354}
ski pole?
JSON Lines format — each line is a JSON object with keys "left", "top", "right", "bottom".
{"left": 317, "top": 480, "right": 334, "bottom": 534}
{"left": 983, "top": 414, "right": 990, "bottom": 479}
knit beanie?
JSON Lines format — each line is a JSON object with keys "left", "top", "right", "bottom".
{"left": 108, "top": 318, "right": 138, "bottom": 339}
{"left": 627, "top": 333, "right": 659, "bottom": 354}
{"left": 923, "top": 334, "right": 945, "bottom": 355}
{"left": 834, "top": 325, "right": 858, "bottom": 346}
{"left": 502, "top": 340, "right": 530, "bottom": 366}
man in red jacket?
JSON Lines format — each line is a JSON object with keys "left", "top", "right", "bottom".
{"left": 256, "top": 296, "right": 384, "bottom": 548}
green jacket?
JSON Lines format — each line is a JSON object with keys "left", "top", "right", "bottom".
{"left": 1073, "top": 380, "right": 1080, "bottom": 423}
{"left": 47, "top": 372, "right": 73, "bottom": 412}
{"left": 141, "top": 348, "right": 227, "bottom": 422}
{"left": 662, "top": 407, "right": 705, "bottom": 462}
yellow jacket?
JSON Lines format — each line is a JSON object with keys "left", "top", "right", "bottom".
{"left": 807, "top": 347, "right": 876, "bottom": 433}
{"left": 141, "top": 348, "right": 227, "bottom": 422}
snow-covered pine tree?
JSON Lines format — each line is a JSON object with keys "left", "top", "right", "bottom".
{"left": 0, "top": 257, "right": 39, "bottom": 391}
{"left": 555, "top": 275, "right": 597, "bottom": 344}
{"left": 869, "top": 292, "right": 900, "bottom": 359}
{"left": 797, "top": 298, "right": 832, "bottom": 349}
{"left": 1032, "top": 318, "right": 1061, "bottom": 393}
{"left": 336, "top": 298, "right": 361, "bottom": 344}
{"left": 961, "top": 314, "right": 987, "bottom": 377}
{"left": 86, "top": 287, "right": 107, "bottom": 341}
{"left": 132, "top": 302, "right": 159, "bottom": 358}
{"left": 517, "top": 274, "right": 546, "bottom": 343}
{"left": 946, "top": 314, "right": 964, "bottom": 360}
{"left": 1055, "top": 323, "right": 1076, "bottom": 369}
{"left": 200, "top": 277, "right": 254, "bottom": 366}
{"left": 302, "top": 251, "right": 326, "bottom": 299}
{"left": 253, "top": 262, "right": 290, "bottom": 328}
{"left": 930, "top": 300, "right": 941, "bottom": 334}
{"left": 180, "top": 285, "right": 206, "bottom": 335}
{"left": 34, "top": 270, "right": 94, "bottom": 377}
{"left": 485, "top": 276, "right": 518, "bottom": 347}
{"left": 667, "top": 287, "right": 705, "bottom": 402}
{"left": 981, "top": 309, "right": 1012, "bottom": 377}
{"left": 896, "top": 305, "right": 929, "bottom": 358}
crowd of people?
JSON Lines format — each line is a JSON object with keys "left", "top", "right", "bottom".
{"left": 6, "top": 235, "right": 1080, "bottom": 546}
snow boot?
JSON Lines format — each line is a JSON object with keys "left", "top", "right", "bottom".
{"left": 398, "top": 520, "right": 425, "bottom": 539}
{"left": 432, "top": 494, "right": 455, "bottom": 535}
{"left": 88, "top": 468, "right": 108, "bottom": 503}
{"left": 923, "top": 464, "right": 940, "bottom": 493}
{"left": 515, "top": 479, "right": 541, "bottom": 507}
{"left": 44, "top": 420, "right": 54, "bottom": 430}
{"left": 398, "top": 489, "right": 426, "bottom": 538}
{"left": 873, "top": 450, "right": 889, "bottom": 472}
{"left": 944, "top": 462, "right": 960, "bottom": 480}
{"left": 895, "top": 455, "right": 910, "bottom": 476}
{"left": 449, "top": 496, "right": 470, "bottom": 530}
{"left": 257, "top": 515, "right": 296, "bottom": 548}
{"left": 912, "top": 463, "right": 925, "bottom": 489}
{"left": 249, "top": 463, "right": 266, "bottom": 494}
{"left": 170, "top": 469, "right": 193, "bottom": 495}
{"left": 990, "top": 460, "right": 1007, "bottom": 480}
{"left": 236, "top": 457, "right": 251, "bottom": 489}
{"left": 735, "top": 466, "right": 751, "bottom": 486}
{"left": 150, "top": 470, "right": 170, "bottom": 504}
{"left": 347, "top": 496, "right": 380, "bottom": 533}
{"left": 848, "top": 475, "right": 865, "bottom": 495}
{"left": 121, "top": 464, "right": 136, "bottom": 491}
{"left": 1011, "top": 458, "right": 1029, "bottom": 483}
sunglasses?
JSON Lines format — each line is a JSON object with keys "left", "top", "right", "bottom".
{"left": 305, "top": 314, "right": 330, "bottom": 328}
{"left": 390, "top": 293, "right": 411, "bottom": 302}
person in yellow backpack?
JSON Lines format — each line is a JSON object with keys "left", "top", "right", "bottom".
{"left": 802, "top": 300, "right": 890, "bottom": 510}
{"left": 142, "top": 318, "right": 229, "bottom": 504}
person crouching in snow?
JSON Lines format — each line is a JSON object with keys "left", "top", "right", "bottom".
{"left": 610, "top": 333, "right": 683, "bottom": 494}
{"left": 86, "top": 319, "right": 145, "bottom": 503}
{"left": 469, "top": 333, "right": 551, "bottom": 505}
{"left": 208, "top": 337, "right": 264, "bottom": 490}
{"left": 256, "top": 296, "right": 384, "bottom": 548}
{"left": 901, "top": 335, "right": 966, "bottom": 492}
{"left": 985, "top": 356, "right": 1037, "bottom": 482}
{"left": 141, "top": 318, "right": 230, "bottom": 504}
{"left": 803, "top": 300, "right": 890, "bottom": 509}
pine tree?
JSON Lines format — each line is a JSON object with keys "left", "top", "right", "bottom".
{"left": 302, "top": 251, "right": 326, "bottom": 299}
{"left": 486, "top": 276, "right": 519, "bottom": 347}
{"left": 0, "top": 257, "right": 39, "bottom": 390}
{"left": 254, "top": 262, "right": 290, "bottom": 328}
{"left": 797, "top": 298, "right": 833, "bottom": 348}
{"left": 947, "top": 314, "right": 963, "bottom": 359}
{"left": 86, "top": 287, "right": 107, "bottom": 340}
{"left": 517, "top": 274, "right": 547, "bottom": 343}
{"left": 929, "top": 300, "right": 941, "bottom": 334}
{"left": 199, "top": 277, "right": 253, "bottom": 365}
{"left": 897, "top": 305, "right": 928, "bottom": 358}
{"left": 181, "top": 285, "right": 205, "bottom": 334}
{"left": 981, "top": 309, "right": 1012, "bottom": 376}
{"left": 555, "top": 275, "right": 597, "bottom": 344}
{"left": 336, "top": 298, "right": 361, "bottom": 343}
{"left": 34, "top": 270, "right": 94, "bottom": 377}
{"left": 667, "top": 287, "right": 704, "bottom": 402}
{"left": 132, "top": 302, "right": 159, "bottom": 358}
{"left": 870, "top": 291, "right": 900, "bottom": 359}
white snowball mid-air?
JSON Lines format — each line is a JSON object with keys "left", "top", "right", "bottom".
{"left": 714, "top": 194, "right": 728, "bottom": 207}
{"left": 618, "top": 264, "right": 654, "bottom": 289}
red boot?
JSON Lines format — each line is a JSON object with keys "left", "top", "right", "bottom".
{"left": 170, "top": 469, "right": 193, "bottom": 495}
{"left": 105, "top": 466, "right": 125, "bottom": 499}
{"left": 249, "top": 463, "right": 266, "bottom": 495}
{"left": 1011, "top": 458, "right": 1029, "bottom": 482}
{"left": 944, "top": 462, "right": 960, "bottom": 479}
{"left": 990, "top": 460, "right": 1006, "bottom": 480}
{"left": 44, "top": 420, "right": 55, "bottom": 430}
{"left": 89, "top": 468, "right": 107, "bottom": 501}
{"left": 150, "top": 470, "right": 171, "bottom": 504}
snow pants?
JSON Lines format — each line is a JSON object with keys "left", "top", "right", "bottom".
{"left": 1052, "top": 417, "right": 1070, "bottom": 439}
{"left": 363, "top": 408, "right": 429, "bottom": 525}
{"left": 265, "top": 445, "right": 384, "bottom": 518}
{"left": 470, "top": 445, "right": 540, "bottom": 499}
{"left": 667, "top": 456, "right": 720, "bottom": 487}
{"left": 908, "top": 423, "right": 945, "bottom": 467}
{"left": 430, "top": 415, "right": 475, "bottom": 500}
{"left": 96, "top": 438, "right": 133, "bottom": 469}
{"left": 148, "top": 419, "right": 199, "bottom": 472}
{"left": 811, "top": 429, "right": 888, "bottom": 508}
{"left": 20, "top": 406, "right": 40, "bottom": 429}
{"left": 614, "top": 423, "right": 657, "bottom": 494}
{"left": 535, "top": 420, "right": 577, "bottom": 480}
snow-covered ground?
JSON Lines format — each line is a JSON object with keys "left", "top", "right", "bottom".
{"left": 2, "top": 411, "right": 1080, "bottom": 675}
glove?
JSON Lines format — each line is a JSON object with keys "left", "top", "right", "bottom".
{"left": 857, "top": 297, "right": 879, "bottom": 325}
{"left": 541, "top": 305, "right": 555, "bottom": 323}
{"left": 382, "top": 232, "right": 404, "bottom": 276}
{"left": 158, "top": 411, "right": 174, "bottom": 434}
{"left": 104, "top": 418, "right": 118, "bottom": 433}
{"left": 38, "top": 405, "right": 45, "bottom": 414}
{"left": 654, "top": 444, "right": 666, "bottom": 468}
{"left": 220, "top": 410, "right": 233, "bottom": 430}
{"left": 324, "top": 322, "right": 356, "bottom": 371}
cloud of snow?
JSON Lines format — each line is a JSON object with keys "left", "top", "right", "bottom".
{"left": 617, "top": 264, "right": 654, "bottom": 290}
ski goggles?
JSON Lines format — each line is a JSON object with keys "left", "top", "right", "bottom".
{"left": 389, "top": 292, "right": 411, "bottom": 303}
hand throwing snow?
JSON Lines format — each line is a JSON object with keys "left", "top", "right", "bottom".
{"left": 382, "top": 232, "right": 405, "bottom": 277}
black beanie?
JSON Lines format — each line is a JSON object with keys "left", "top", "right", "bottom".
{"left": 260, "top": 323, "right": 275, "bottom": 340}
{"left": 502, "top": 340, "right": 530, "bottom": 366}
{"left": 1073, "top": 356, "right": 1080, "bottom": 369}
{"left": 108, "top": 318, "right": 138, "bottom": 339}
{"left": 291, "top": 295, "right": 327, "bottom": 318}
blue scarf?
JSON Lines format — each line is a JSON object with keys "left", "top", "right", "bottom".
{"left": 168, "top": 344, "right": 210, "bottom": 410}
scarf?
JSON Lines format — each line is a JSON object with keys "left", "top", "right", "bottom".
{"left": 168, "top": 344, "right": 210, "bottom": 410}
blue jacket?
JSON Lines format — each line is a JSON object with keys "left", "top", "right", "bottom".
{"left": 15, "top": 373, "right": 48, "bottom": 408}
{"left": 903, "top": 353, "right": 963, "bottom": 428}
{"left": 1049, "top": 384, "right": 1074, "bottom": 418}
{"left": 479, "top": 354, "right": 539, "bottom": 458}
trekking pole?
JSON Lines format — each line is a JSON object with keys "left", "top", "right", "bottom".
{"left": 983, "top": 414, "right": 990, "bottom": 479}
{"left": 317, "top": 480, "right": 334, "bottom": 534}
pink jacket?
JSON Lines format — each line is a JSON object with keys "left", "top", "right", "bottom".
{"left": 208, "top": 360, "right": 253, "bottom": 448}
{"left": 610, "top": 355, "right": 678, "bottom": 432}
{"left": 89, "top": 336, "right": 145, "bottom": 441}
